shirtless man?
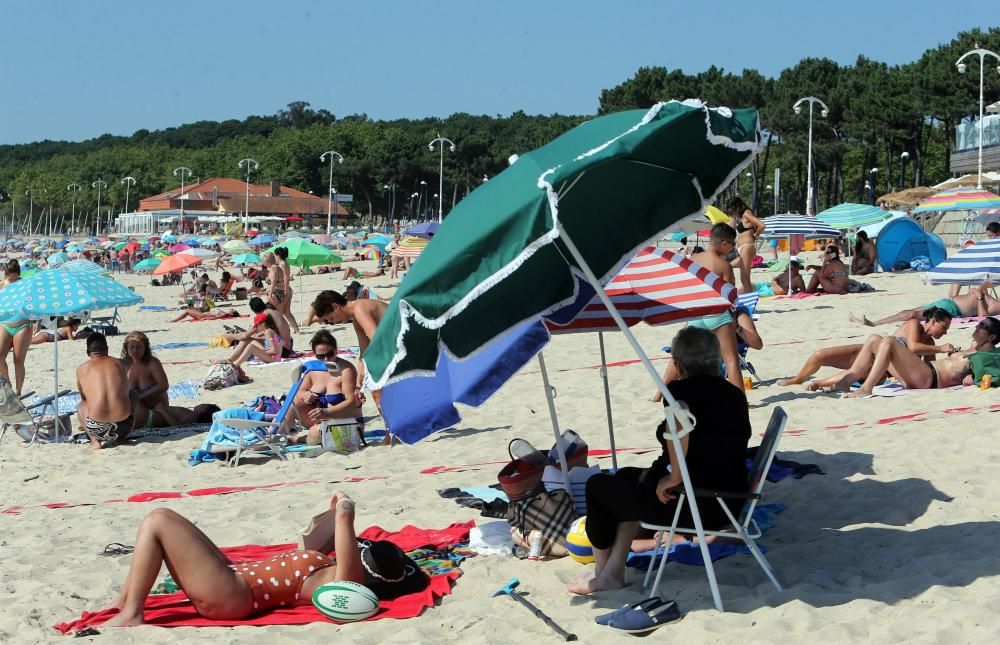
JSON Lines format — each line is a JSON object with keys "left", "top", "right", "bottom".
{"left": 851, "top": 281, "right": 1000, "bottom": 327}
{"left": 770, "top": 261, "right": 806, "bottom": 296}
{"left": 311, "top": 290, "right": 388, "bottom": 395}
{"left": 690, "top": 223, "right": 743, "bottom": 389}
{"left": 226, "top": 297, "right": 293, "bottom": 359}
{"left": 805, "top": 246, "right": 850, "bottom": 294}
{"left": 76, "top": 333, "right": 133, "bottom": 449}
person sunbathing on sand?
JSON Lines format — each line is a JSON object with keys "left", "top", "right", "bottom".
{"left": 100, "top": 491, "right": 426, "bottom": 627}
{"left": 805, "top": 245, "right": 850, "bottom": 294}
{"left": 30, "top": 318, "right": 81, "bottom": 345}
{"left": 131, "top": 402, "right": 220, "bottom": 432}
{"left": 850, "top": 282, "right": 1000, "bottom": 327}
{"left": 171, "top": 285, "right": 238, "bottom": 322}
{"left": 225, "top": 297, "right": 293, "bottom": 357}
{"left": 780, "top": 308, "right": 954, "bottom": 386}
{"left": 808, "top": 319, "right": 997, "bottom": 397}
{"left": 228, "top": 312, "right": 288, "bottom": 367}
{"left": 770, "top": 261, "right": 806, "bottom": 296}
{"left": 289, "top": 331, "right": 363, "bottom": 445}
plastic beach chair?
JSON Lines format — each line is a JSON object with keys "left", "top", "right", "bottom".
{"left": 0, "top": 375, "right": 73, "bottom": 444}
{"left": 212, "top": 360, "right": 330, "bottom": 466}
{"left": 89, "top": 307, "right": 121, "bottom": 336}
{"left": 640, "top": 406, "right": 788, "bottom": 607}
{"left": 734, "top": 293, "right": 763, "bottom": 384}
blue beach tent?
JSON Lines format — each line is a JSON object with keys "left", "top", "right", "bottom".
{"left": 875, "top": 217, "right": 946, "bottom": 271}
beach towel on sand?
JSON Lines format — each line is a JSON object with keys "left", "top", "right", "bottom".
{"left": 54, "top": 522, "right": 473, "bottom": 634}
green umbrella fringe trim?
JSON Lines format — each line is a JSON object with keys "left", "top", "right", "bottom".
{"left": 365, "top": 100, "right": 761, "bottom": 390}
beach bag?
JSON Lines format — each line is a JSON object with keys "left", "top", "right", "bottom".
{"left": 507, "top": 489, "right": 577, "bottom": 555}
{"left": 203, "top": 362, "right": 240, "bottom": 390}
{"left": 321, "top": 420, "right": 362, "bottom": 453}
{"left": 497, "top": 439, "right": 548, "bottom": 501}
{"left": 969, "top": 350, "right": 1000, "bottom": 386}
{"left": 549, "top": 429, "right": 589, "bottom": 469}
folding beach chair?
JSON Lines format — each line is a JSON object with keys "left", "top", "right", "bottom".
{"left": 212, "top": 360, "right": 333, "bottom": 466}
{"left": 734, "top": 292, "right": 763, "bottom": 384}
{"left": 214, "top": 277, "right": 238, "bottom": 301}
{"left": 89, "top": 307, "right": 121, "bottom": 336}
{"left": 640, "top": 406, "right": 787, "bottom": 607}
{"left": 0, "top": 375, "right": 73, "bottom": 444}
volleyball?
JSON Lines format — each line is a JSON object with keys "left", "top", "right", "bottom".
{"left": 565, "top": 516, "right": 594, "bottom": 564}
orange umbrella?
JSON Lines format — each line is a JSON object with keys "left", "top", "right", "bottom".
{"left": 153, "top": 253, "right": 202, "bottom": 275}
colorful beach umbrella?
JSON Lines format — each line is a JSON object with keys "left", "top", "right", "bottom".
{"left": 169, "top": 243, "right": 192, "bottom": 253}
{"left": 365, "top": 100, "right": 760, "bottom": 390}
{"left": 760, "top": 213, "right": 843, "bottom": 239}
{"left": 403, "top": 221, "right": 440, "bottom": 238}
{"left": 249, "top": 234, "right": 277, "bottom": 246}
{"left": 185, "top": 247, "right": 221, "bottom": 260}
{"left": 47, "top": 252, "right": 69, "bottom": 267}
{"left": 925, "top": 239, "right": 1000, "bottom": 284}
{"left": 230, "top": 253, "right": 262, "bottom": 265}
{"left": 704, "top": 205, "right": 730, "bottom": 224}
{"left": 223, "top": 239, "right": 252, "bottom": 253}
{"left": 0, "top": 270, "right": 143, "bottom": 320}
{"left": 57, "top": 259, "right": 109, "bottom": 275}
{"left": 816, "top": 203, "right": 891, "bottom": 229}
{"left": 389, "top": 236, "right": 429, "bottom": 260}
{"left": 133, "top": 258, "right": 162, "bottom": 272}
{"left": 151, "top": 249, "right": 170, "bottom": 258}
{"left": 266, "top": 238, "right": 341, "bottom": 268}
{"left": 153, "top": 253, "right": 202, "bottom": 275}
{"left": 359, "top": 245, "right": 383, "bottom": 262}
{"left": 913, "top": 187, "right": 1000, "bottom": 214}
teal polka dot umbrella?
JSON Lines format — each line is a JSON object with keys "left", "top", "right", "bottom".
{"left": 0, "top": 269, "right": 143, "bottom": 320}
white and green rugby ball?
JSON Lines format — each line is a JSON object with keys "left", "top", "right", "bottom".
{"left": 312, "top": 581, "right": 380, "bottom": 622}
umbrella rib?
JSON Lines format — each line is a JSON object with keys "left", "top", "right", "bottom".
{"left": 557, "top": 172, "right": 586, "bottom": 199}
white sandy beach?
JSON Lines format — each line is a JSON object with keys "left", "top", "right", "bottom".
{"left": 1, "top": 257, "right": 998, "bottom": 644}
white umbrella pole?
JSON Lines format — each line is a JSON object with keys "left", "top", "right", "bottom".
{"left": 537, "top": 352, "right": 573, "bottom": 494}
{"left": 557, "top": 225, "right": 724, "bottom": 612}
{"left": 597, "top": 332, "right": 618, "bottom": 470}
{"left": 52, "top": 323, "right": 61, "bottom": 443}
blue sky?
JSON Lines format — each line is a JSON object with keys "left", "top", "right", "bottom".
{"left": 0, "top": 0, "right": 986, "bottom": 144}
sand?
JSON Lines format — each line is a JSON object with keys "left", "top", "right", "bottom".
{"left": 1, "top": 256, "right": 998, "bottom": 644}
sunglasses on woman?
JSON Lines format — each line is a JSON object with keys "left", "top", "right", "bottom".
{"left": 314, "top": 351, "right": 331, "bottom": 359}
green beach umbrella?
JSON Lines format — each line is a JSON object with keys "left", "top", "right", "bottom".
{"left": 816, "top": 202, "right": 890, "bottom": 229}
{"left": 223, "top": 239, "right": 252, "bottom": 254}
{"left": 133, "top": 258, "right": 162, "bottom": 272}
{"left": 364, "top": 100, "right": 760, "bottom": 389}
{"left": 266, "top": 238, "right": 341, "bottom": 268}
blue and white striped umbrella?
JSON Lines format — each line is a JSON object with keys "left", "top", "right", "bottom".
{"left": 816, "top": 203, "right": 891, "bottom": 229}
{"left": 0, "top": 270, "right": 142, "bottom": 320}
{"left": 925, "top": 239, "right": 1000, "bottom": 285}
{"left": 760, "top": 213, "right": 843, "bottom": 239}
{"left": 59, "top": 258, "right": 110, "bottom": 275}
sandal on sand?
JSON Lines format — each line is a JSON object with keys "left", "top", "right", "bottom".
{"left": 595, "top": 597, "right": 662, "bottom": 626}
{"left": 100, "top": 543, "right": 134, "bottom": 556}
{"left": 606, "top": 598, "right": 681, "bottom": 633}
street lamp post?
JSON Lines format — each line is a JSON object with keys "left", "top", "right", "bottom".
{"left": 899, "top": 152, "right": 910, "bottom": 190}
{"left": 91, "top": 181, "right": 106, "bottom": 235}
{"left": 238, "top": 158, "right": 259, "bottom": 232}
{"left": 428, "top": 135, "right": 456, "bottom": 222}
{"left": 417, "top": 180, "right": 427, "bottom": 220}
{"left": 868, "top": 168, "right": 879, "bottom": 205}
{"left": 956, "top": 44, "right": 1000, "bottom": 189}
{"left": 793, "top": 97, "right": 829, "bottom": 215}
{"left": 25, "top": 189, "right": 39, "bottom": 236}
{"left": 172, "top": 167, "right": 192, "bottom": 234}
{"left": 121, "top": 176, "right": 136, "bottom": 216}
{"left": 67, "top": 184, "right": 81, "bottom": 235}
{"left": 319, "top": 151, "right": 344, "bottom": 234}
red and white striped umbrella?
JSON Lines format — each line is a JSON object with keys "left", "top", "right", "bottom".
{"left": 546, "top": 246, "right": 736, "bottom": 333}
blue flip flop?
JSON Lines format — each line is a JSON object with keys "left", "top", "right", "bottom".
{"left": 607, "top": 598, "right": 681, "bottom": 633}
{"left": 595, "top": 597, "right": 661, "bottom": 626}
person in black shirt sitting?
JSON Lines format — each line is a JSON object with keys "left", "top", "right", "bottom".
{"left": 568, "top": 326, "right": 752, "bottom": 595}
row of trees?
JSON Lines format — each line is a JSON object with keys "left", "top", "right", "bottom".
{"left": 0, "top": 27, "right": 997, "bottom": 231}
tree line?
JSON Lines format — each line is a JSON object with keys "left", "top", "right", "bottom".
{"left": 0, "top": 27, "right": 996, "bottom": 232}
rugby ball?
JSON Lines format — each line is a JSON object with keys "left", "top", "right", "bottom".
{"left": 565, "top": 516, "right": 595, "bottom": 564}
{"left": 312, "top": 580, "right": 380, "bottom": 622}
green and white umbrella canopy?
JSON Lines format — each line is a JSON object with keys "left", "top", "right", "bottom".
{"left": 816, "top": 202, "right": 890, "bottom": 229}
{"left": 365, "top": 100, "right": 761, "bottom": 388}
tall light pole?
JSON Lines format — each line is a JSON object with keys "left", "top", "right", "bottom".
{"left": 428, "top": 135, "right": 455, "bottom": 222}
{"left": 409, "top": 192, "right": 418, "bottom": 221}
{"left": 25, "top": 189, "right": 40, "bottom": 235}
{"left": 793, "top": 97, "right": 829, "bottom": 215}
{"left": 319, "top": 151, "right": 344, "bottom": 234}
{"left": 899, "top": 152, "right": 910, "bottom": 190}
{"left": 417, "top": 180, "right": 428, "bottom": 221}
{"left": 172, "top": 167, "right": 192, "bottom": 234}
{"left": 868, "top": 168, "right": 879, "bottom": 205}
{"left": 121, "top": 176, "right": 136, "bottom": 216}
{"left": 67, "top": 184, "right": 81, "bottom": 235}
{"left": 237, "top": 158, "right": 259, "bottom": 232}
{"left": 91, "top": 181, "right": 106, "bottom": 235}
{"left": 956, "top": 44, "right": 1000, "bottom": 189}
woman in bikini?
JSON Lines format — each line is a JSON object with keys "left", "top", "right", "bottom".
{"left": 805, "top": 245, "right": 850, "bottom": 294}
{"left": 806, "top": 307, "right": 960, "bottom": 393}
{"left": 229, "top": 313, "right": 287, "bottom": 367}
{"left": 781, "top": 307, "right": 955, "bottom": 386}
{"left": 850, "top": 281, "right": 1000, "bottom": 327}
{"left": 726, "top": 197, "right": 765, "bottom": 295}
{"left": 120, "top": 331, "right": 170, "bottom": 414}
{"left": 29, "top": 318, "right": 82, "bottom": 345}
{"left": 291, "top": 330, "right": 364, "bottom": 445}
{"left": 100, "top": 491, "right": 426, "bottom": 627}
{"left": 0, "top": 259, "right": 32, "bottom": 395}
{"left": 270, "top": 247, "right": 300, "bottom": 334}
{"left": 170, "top": 285, "right": 238, "bottom": 322}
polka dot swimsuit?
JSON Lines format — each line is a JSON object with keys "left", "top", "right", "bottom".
{"left": 231, "top": 549, "right": 335, "bottom": 613}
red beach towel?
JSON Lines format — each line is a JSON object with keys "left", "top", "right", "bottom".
{"left": 53, "top": 522, "right": 473, "bottom": 634}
